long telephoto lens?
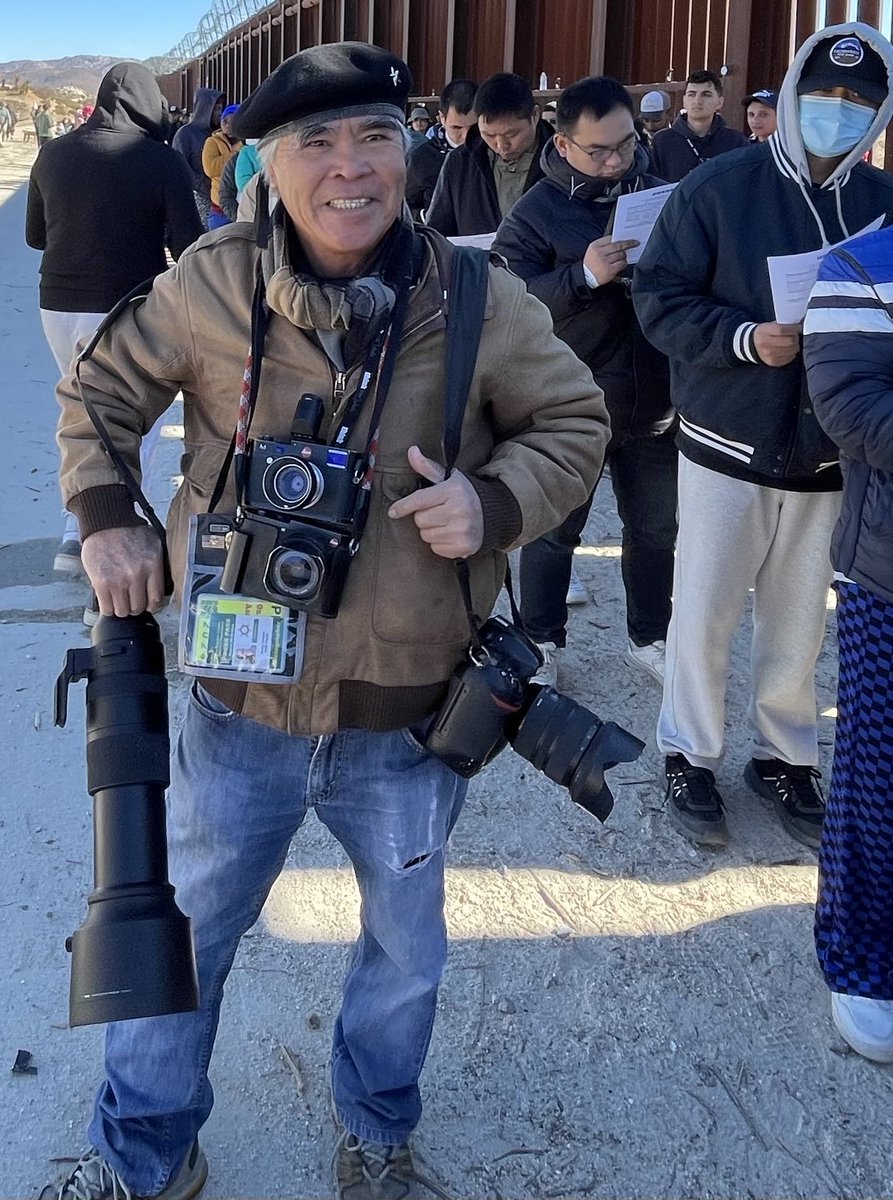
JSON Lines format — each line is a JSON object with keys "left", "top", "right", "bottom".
{"left": 55, "top": 613, "right": 198, "bottom": 1027}
{"left": 510, "top": 686, "right": 645, "bottom": 821}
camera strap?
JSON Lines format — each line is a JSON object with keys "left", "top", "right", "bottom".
{"left": 441, "top": 247, "right": 524, "bottom": 653}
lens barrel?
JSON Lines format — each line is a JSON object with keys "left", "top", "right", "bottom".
{"left": 56, "top": 614, "right": 199, "bottom": 1027}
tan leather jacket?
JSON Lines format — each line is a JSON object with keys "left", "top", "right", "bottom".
{"left": 57, "top": 224, "right": 609, "bottom": 734}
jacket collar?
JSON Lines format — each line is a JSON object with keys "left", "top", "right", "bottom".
{"left": 540, "top": 138, "right": 651, "bottom": 202}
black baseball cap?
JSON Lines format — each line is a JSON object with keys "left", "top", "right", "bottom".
{"left": 742, "top": 88, "right": 778, "bottom": 109}
{"left": 797, "top": 34, "right": 888, "bottom": 105}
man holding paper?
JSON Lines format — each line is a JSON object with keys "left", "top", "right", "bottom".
{"left": 633, "top": 22, "right": 893, "bottom": 850}
{"left": 493, "top": 75, "right": 676, "bottom": 688}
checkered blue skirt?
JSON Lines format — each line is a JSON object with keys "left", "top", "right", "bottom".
{"left": 815, "top": 580, "right": 893, "bottom": 999}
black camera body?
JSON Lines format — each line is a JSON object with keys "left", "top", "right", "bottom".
{"left": 219, "top": 394, "right": 369, "bottom": 618}
{"left": 424, "top": 615, "right": 645, "bottom": 821}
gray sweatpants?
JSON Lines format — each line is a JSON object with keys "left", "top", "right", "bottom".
{"left": 657, "top": 456, "right": 841, "bottom": 770}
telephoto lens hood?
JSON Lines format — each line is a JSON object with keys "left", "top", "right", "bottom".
{"left": 54, "top": 613, "right": 199, "bottom": 1028}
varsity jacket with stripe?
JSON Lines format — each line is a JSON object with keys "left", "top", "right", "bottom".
{"left": 805, "top": 227, "right": 893, "bottom": 604}
{"left": 632, "top": 20, "right": 893, "bottom": 491}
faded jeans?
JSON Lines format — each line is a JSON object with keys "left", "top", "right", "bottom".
{"left": 88, "top": 683, "right": 467, "bottom": 1194}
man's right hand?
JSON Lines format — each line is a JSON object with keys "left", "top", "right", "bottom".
{"left": 753, "top": 322, "right": 802, "bottom": 367}
{"left": 583, "top": 236, "right": 640, "bottom": 286}
{"left": 81, "top": 525, "right": 165, "bottom": 617}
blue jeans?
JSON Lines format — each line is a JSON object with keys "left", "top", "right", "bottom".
{"left": 520, "top": 428, "right": 678, "bottom": 647}
{"left": 88, "top": 684, "right": 467, "bottom": 1194}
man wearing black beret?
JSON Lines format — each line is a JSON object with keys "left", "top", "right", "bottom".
{"left": 47, "top": 41, "right": 609, "bottom": 1200}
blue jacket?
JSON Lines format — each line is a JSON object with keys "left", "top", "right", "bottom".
{"left": 172, "top": 87, "right": 223, "bottom": 197}
{"left": 804, "top": 227, "right": 893, "bottom": 605}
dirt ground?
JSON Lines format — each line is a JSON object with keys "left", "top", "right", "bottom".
{"left": 1, "top": 134, "right": 891, "bottom": 1199}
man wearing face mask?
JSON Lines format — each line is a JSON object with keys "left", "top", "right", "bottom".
{"left": 633, "top": 23, "right": 893, "bottom": 851}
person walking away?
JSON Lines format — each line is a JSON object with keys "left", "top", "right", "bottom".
{"left": 202, "top": 103, "right": 242, "bottom": 228}
{"left": 804, "top": 225, "right": 893, "bottom": 1063}
{"left": 173, "top": 87, "right": 223, "bottom": 228}
{"left": 405, "top": 78, "right": 477, "bottom": 221}
{"left": 25, "top": 62, "right": 203, "bottom": 581}
{"left": 494, "top": 76, "right": 676, "bottom": 688}
{"left": 425, "top": 73, "right": 554, "bottom": 237}
{"left": 633, "top": 23, "right": 893, "bottom": 850}
{"left": 651, "top": 70, "right": 748, "bottom": 182}
{"left": 744, "top": 88, "right": 778, "bottom": 142}
{"left": 42, "top": 41, "right": 609, "bottom": 1200}
{"left": 35, "top": 102, "right": 54, "bottom": 146}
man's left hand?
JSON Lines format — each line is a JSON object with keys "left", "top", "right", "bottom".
{"left": 387, "top": 445, "right": 485, "bottom": 558}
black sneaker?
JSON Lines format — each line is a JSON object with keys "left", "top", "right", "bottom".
{"left": 664, "top": 754, "right": 729, "bottom": 847}
{"left": 744, "top": 757, "right": 825, "bottom": 849}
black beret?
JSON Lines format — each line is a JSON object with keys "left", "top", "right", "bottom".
{"left": 231, "top": 42, "right": 414, "bottom": 141}
{"left": 798, "top": 33, "right": 888, "bottom": 105}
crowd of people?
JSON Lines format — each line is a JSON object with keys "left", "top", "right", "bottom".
{"left": 22, "top": 19, "right": 893, "bottom": 1200}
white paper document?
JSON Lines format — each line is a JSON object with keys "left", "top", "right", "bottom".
{"left": 447, "top": 233, "right": 496, "bottom": 250}
{"left": 767, "top": 216, "right": 885, "bottom": 324}
{"left": 611, "top": 184, "right": 677, "bottom": 263}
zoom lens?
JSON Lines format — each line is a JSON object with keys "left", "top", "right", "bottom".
{"left": 268, "top": 548, "right": 322, "bottom": 600}
{"left": 510, "top": 687, "right": 644, "bottom": 821}
{"left": 263, "top": 458, "right": 324, "bottom": 510}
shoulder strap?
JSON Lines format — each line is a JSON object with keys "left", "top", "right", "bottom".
{"left": 443, "top": 246, "right": 490, "bottom": 473}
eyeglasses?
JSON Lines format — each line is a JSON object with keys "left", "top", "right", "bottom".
{"left": 562, "top": 132, "right": 637, "bottom": 162}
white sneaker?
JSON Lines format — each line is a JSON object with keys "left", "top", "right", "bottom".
{"left": 831, "top": 992, "right": 893, "bottom": 1063}
{"left": 625, "top": 638, "right": 665, "bottom": 684}
{"left": 566, "top": 567, "right": 588, "bottom": 606}
{"left": 532, "top": 641, "right": 559, "bottom": 688}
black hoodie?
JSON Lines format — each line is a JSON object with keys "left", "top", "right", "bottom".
{"left": 492, "top": 141, "right": 672, "bottom": 439}
{"left": 651, "top": 114, "right": 748, "bottom": 183}
{"left": 425, "top": 120, "right": 554, "bottom": 236}
{"left": 26, "top": 62, "right": 203, "bottom": 313}
{"left": 172, "top": 87, "right": 223, "bottom": 196}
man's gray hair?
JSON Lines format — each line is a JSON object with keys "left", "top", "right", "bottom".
{"left": 257, "top": 111, "right": 413, "bottom": 181}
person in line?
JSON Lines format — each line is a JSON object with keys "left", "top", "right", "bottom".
{"left": 405, "top": 78, "right": 477, "bottom": 220}
{"left": 43, "top": 42, "right": 609, "bottom": 1200}
{"left": 406, "top": 104, "right": 431, "bottom": 147}
{"left": 35, "top": 102, "right": 54, "bottom": 146}
{"left": 633, "top": 23, "right": 893, "bottom": 850}
{"left": 201, "top": 102, "right": 242, "bottom": 228}
{"left": 638, "top": 89, "right": 671, "bottom": 145}
{"left": 425, "top": 73, "right": 553, "bottom": 237}
{"left": 804, "top": 226, "right": 893, "bottom": 1064}
{"left": 744, "top": 88, "right": 778, "bottom": 142}
{"left": 650, "top": 69, "right": 748, "bottom": 182}
{"left": 173, "top": 86, "right": 224, "bottom": 228}
{"left": 493, "top": 76, "right": 676, "bottom": 688}
{"left": 25, "top": 62, "right": 203, "bottom": 582}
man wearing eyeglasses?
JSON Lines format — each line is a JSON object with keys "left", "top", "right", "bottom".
{"left": 493, "top": 76, "right": 677, "bottom": 689}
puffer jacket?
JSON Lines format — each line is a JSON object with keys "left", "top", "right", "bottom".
{"left": 201, "top": 128, "right": 242, "bottom": 206}
{"left": 805, "top": 226, "right": 893, "bottom": 604}
{"left": 57, "top": 223, "right": 609, "bottom": 736}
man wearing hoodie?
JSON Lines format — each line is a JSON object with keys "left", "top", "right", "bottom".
{"left": 25, "top": 61, "right": 203, "bottom": 580}
{"left": 493, "top": 76, "right": 676, "bottom": 688}
{"left": 405, "top": 78, "right": 478, "bottom": 220}
{"left": 633, "top": 24, "right": 893, "bottom": 851}
{"left": 425, "top": 73, "right": 554, "bottom": 237}
{"left": 651, "top": 69, "right": 748, "bottom": 183}
{"left": 173, "top": 86, "right": 224, "bottom": 229}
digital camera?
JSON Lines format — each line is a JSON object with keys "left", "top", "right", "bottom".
{"left": 423, "top": 616, "right": 645, "bottom": 820}
{"left": 219, "top": 394, "right": 369, "bottom": 618}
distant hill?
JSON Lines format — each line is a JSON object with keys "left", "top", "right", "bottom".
{"left": 0, "top": 56, "right": 137, "bottom": 97}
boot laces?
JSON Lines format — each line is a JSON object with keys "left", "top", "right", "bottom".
{"left": 53, "top": 1151, "right": 132, "bottom": 1200}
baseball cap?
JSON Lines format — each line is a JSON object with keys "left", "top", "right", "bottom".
{"left": 640, "top": 90, "right": 670, "bottom": 114}
{"left": 742, "top": 88, "right": 778, "bottom": 108}
{"left": 797, "top": 34, "right": 888, "bottom": 105}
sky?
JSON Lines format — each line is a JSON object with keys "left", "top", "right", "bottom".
{"left": 2, "top": 0, "right": 215, "bottom": 62}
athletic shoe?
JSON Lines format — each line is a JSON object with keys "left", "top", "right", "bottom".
{"left": 333, "top": 1129, "right": 449, "bottom": 1200}
{"left": 831, "top": 992, "right": 893, "bottom": 1064}
{"left": 664, "top": 754, "right": 728, "bottom": 847}
{"left": 625, "top": 638, "right": 665, "bottom": 684}
{"left": 83, "top": 604, "right": 100, "bottom": 628}
{"left": 532, "top": 641, "right": 559, "bottom": 688}
{"left": 566, "top": 568, "right": 588, "bottom": 606}
{"left": 53, "top": 539, "right": 84, "bottom": 577}
{"left": 40, "top": 1142, "right": 207, "bottom": 1200}
{"left": 744, "top": 757, "right": 825, "bottom": 849}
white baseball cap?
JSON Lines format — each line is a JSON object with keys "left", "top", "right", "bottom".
{"left": 640, "top": 90, "right": 670, "bottom": 114}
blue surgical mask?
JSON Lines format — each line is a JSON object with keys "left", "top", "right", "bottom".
{"left": 799, "top": 94, "right": 876, "bottom": 158}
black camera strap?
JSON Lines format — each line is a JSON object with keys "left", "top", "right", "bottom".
{"left": 441, "top": 247, "right": 524, "bottom": 652}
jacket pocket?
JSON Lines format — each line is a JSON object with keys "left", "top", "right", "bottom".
{"left": 371, "top": 471, "right": 503, "bottom": 646}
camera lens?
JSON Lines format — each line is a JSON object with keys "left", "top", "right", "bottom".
{"left": 268, "top": 548, "right": 322, "bottom": 599}
{"left": 263, "top": 458, "right": 324, "bottom": 510}
{"left": 510, "top": 687, "right": 644, "bottom": 821}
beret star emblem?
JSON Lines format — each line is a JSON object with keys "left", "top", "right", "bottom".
{"left": 390, "top": 67, "right": 400, "bottom": 86}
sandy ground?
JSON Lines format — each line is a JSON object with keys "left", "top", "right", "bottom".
{"left": 1, "top": 135, "right": 891, "bottom": 1199}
